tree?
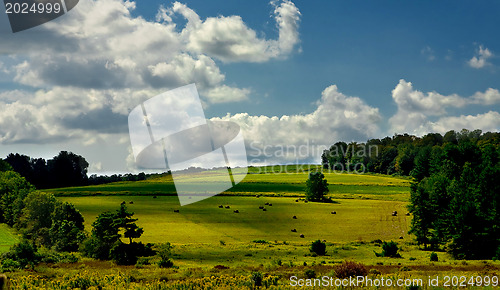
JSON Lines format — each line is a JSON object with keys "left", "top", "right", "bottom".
{"left": 114, "top": 203, "right": 144, "bottom": 244}
{"left": 305, "top": 172, "right": 329, "bottom": 202}
{"left": 82, "top": 204, "right": 152, "bottom": 264}
{"left": 49, "top": 202, "right": 86, "bottom": 252}
{"left": 0, "top": 171, "right": 34, "bottom": 226}
{"left": 47, "top": 151, "right": 89, "bottom": 188}
{"left": 20, "top": 192, "right": 58, "bottom": 246}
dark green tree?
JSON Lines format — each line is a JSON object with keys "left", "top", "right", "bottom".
{"left": 305, "top": 172, "right": 329, "bottom": 202}
{"left": 49, "top": 202, "right": 86, "bottom": 252}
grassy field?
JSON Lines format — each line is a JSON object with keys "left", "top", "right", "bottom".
{"left": 5, "top": 169, "right": 499, "bottom": 289}
{"left": 0, "top": 223, "right": 19, "bottom": 253}
{"left": 59, "top": 196, "right": 411, "bottom": 245}
{"left": 48, "top": 170, "right": 411, "bottom": 201}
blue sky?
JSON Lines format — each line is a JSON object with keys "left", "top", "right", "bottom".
{"left": 0, "top": 0, "right": 499, "bottom": 173}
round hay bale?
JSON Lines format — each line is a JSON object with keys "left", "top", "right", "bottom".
{"left": 292, "top": 216, "right": 297, "bottom": 219}
{"left": 299, "top": 234, "right": 305, "bottom": 238}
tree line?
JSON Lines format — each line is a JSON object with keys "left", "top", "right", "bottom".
{"left": 3, "top": 151, "right": 151, "bottom": 189}
{"left": 322, "top": 129, "right": 500, "bottom": 260}
{"left": 0, "top": 161, "right": 169, "bottom": 270}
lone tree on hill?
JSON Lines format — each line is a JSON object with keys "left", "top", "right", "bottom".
{"left": 305, "top": 171, "right": 329, "bottom": 202}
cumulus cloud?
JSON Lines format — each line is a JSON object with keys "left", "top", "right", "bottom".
{"left": 2, "top": 0, "right": 299, "bottom": 104}
{"left": 211, "top": 85, "right": 381, "bottom": 163}
{"left": 468, "top": 45, "right": 493, "bottom": 69}
{"left": 165, "top": 0, "right": 301, "bottom": 62}
{"left": 389, "top": 79, "right": 500, "bottom": 135}
{"left": 0, "top": 0, "right": 300, "bottom": 148}
{"left": 428, "top": 111, "right": 500, "bottom": 134}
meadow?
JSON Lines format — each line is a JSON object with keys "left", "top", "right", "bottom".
{"left": 4, "top": 169, "right": 500, "bottom": 288}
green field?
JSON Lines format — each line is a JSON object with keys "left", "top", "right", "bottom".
{"left": 0, "top": 223, "right": 19, "bottom": 253}
{"left": 60, "top": 196, "right": 410, "bottom": 245}
{"left": 48, "top": 170, "right": 411, "bottom": 201}
{"left": 5, "top": 170, "right": 500, "bottom": 288}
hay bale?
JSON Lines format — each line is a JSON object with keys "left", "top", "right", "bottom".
{"left": 225, "top": 206, "right": 230, "bottom": 209}
{"left": 121, "top": 201, "right": 126, "bottom": 205}
{"left": 153, "top": 195, "right": 157, "bottom": 199}
{"left": 292, "top": 216, "right": 297, "bottom": 219}
{"left": 265, "top": 202, "right": 269, "bottom": 205}
{"left": 299, "top": 234, "right": 305, "bottom": 238}
{"left": 268, "top": 204, "right": 272, "bottom": 206}
{"left": 331, "top": 211, "right": 336, "bottom": 214}
{"left": 392, "top": 211, "right": 398, "bottom": 216}
{"left": 218, "top": 205, "right": 224, "bottom": 208}
{"left": 291, "top": 229, "right": 297, "bottom": 232}
{"left": 406, "top": 212, "right": 410, "bottom": 216}
{"left": 399, "top": 236, "right": 404, "bottom": 239}
{"left": 262, "top": 208, "right": 267, "bottom": 211}
{"left": 295, "top": 199, "right": 299, "bottom": 202}
{"left": 173, "top": 209, "right": 179, "bottom": 213}
{"left": 234, "top": 210, "right": 239, "bottom": 213}
{"left": 259, "top": 206, "right": 264, "bottom": 209}
{"left": 129, "top": 201, "right": 134, "bottom": 204}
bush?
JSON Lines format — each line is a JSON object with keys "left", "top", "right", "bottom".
{"left": 334, "top": 261, "right": 368, "bottom": 278}
{"left": 251, "top": 272, "right": 263, "bottom": 287}
{"left": 135, "top": 257, "right": 150, "bottom": 268}
{"left": 304, "top": 269, "right": 316, "bottom": 279}
{"left": 381, "top": 241, "right": 401, "bottom": 258}
{"left": 5, "top": 239, "right": 40, "bottom": 268}
{"left": 110, "top": 241, "right": 154, "bottom": 265}
{"left": 430, "top": 252, "right": 438, "bottom": 261}
{"left": 310, "top": 240, "right": 327, "bottom": 256}
{"left": 1, "top": 258, "right": 21, "bottom": 272}
{"left": 158, "top": 258, "right": 174, "bottom": 268}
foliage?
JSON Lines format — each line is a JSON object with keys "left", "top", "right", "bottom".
{"left": 251, "top": 271, "right": 263, "bottom": 287}
{"left": 20, "top": 191, "right": 58, "bottom": 246}
{"left": 381, "top": 241, "right": 401, "bottom": 258}
{"left": 49, "top": 202, "right": 86, "bottom": 252}
{"left": 0, "top": 171, "right": 34, "bottom": 226}
{"left": 304, "top": 269, "right": 316, "bottom": 279}
{"left": 334, "top": 261, "right": 368, "bottom": 278}
{"left": 156, "top": 243, "right": 173, "bottom": 268}
{"left": 5, "top": 151, "right": 88, "bottom": 189}
{"left": 1, "top": 239, "right": 39, "bottom": 269}
{"left": 409, "top": 138, "right": 500, "bottom": 259}
{"left": 430, "top": 252, "right": 438, "bottom": 262}
{"left": 310, "top": 240, "right": 326, "bottom": 256}
{"left": 305, "top": 171, "right": 329, "bottom": 201}
{"left": 82, "top": 203, "right": 152, "bottom": 265}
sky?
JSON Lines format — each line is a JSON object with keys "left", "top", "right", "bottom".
{"left": 0, "top": 0, "right": 499, "bottom": 174}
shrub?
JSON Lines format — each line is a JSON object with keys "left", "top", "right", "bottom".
{"left": 381, "top": 241, "right": 401, "bottom": 258}
{"left": 135, "top": 257, "right": 150, "bottom": 268}
{"left": 1, "top": 258, "right": 21, "bottom": 272}
{"left": 430, "top": 252, "right": 438, "bottom": 261}
{"left": 310, "top": 240, "right": 327, "bottom": 256}
{"left": 4, "top": 239, "right": 40, "bottom": 268}
{"left": 304, "top": 269, "right": 316, "bottom": 279}
{"left": 334, "top": 261, "right": 368, "bottom": 278}
{"left": 158, "top": 258, "right": 174, "bottom": 268}
{"left": 251, "top": 271, "right": 263, "bottom": 286}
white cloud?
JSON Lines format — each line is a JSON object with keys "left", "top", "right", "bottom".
{"left": 168, "top": 0, "right": 301, "bottom": 63}
{"left": 389, "top": 79, "right": 500, "bottom": 135}
{"left": 211, "top": 85, "right": 381, "bottom": 163}
{"left": 204, "top": 85, "right": 250, "bottom": 103}
{"left": 468, "top": 45, "right": 493, "bottom": 69}
{"left": 428, "top": 111, "right": 500, "bottom": 134}
{"left": 2, "top": 0, "right": 300, "bottom": 103}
